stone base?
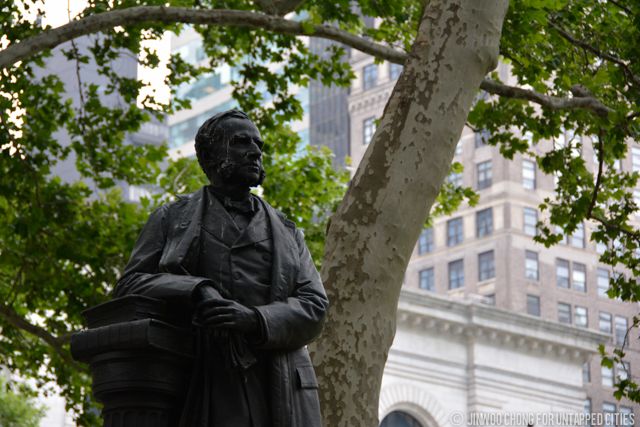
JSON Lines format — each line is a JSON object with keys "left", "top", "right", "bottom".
{"left": 71, "top": 296, "right": 194, "bottom": 426}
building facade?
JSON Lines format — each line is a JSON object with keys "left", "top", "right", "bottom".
{"left": 168, "top": 28, "right": 309, "bottom": 161}
{"left": 37, "top": 35, "right": 168, "bottom": 203}
{"left": 309, "top": 38, "right": 351, "bottom": 168}
{"left": 339, "top": 49, "right": 640, "bottom": 421}
{"left": 380, "top": 290, "right": 608, "bottom": 427}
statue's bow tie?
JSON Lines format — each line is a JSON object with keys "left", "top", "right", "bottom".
{"left": 222, "top": 197, "right": 255, "bottom": 214}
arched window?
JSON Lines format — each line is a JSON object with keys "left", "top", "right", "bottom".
{"left": 380, "top": 411, "right": 424, "bottom": 427}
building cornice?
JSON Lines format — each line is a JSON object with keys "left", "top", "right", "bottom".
{"left": 348, "top": 84, "right": 394, "bottom": 114}
{"left": 397, "top": 289, "right": 608, "bottom": 361}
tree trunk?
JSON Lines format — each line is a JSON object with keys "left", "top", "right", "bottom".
{"left": 310, "top": 1, "right": 509, "bottom": 426}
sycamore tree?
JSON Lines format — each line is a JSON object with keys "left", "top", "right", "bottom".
{"left": 1, "top": 0, "right": 639, "bottom": 425}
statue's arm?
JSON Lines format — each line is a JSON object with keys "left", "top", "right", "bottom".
{"left": 253, "top": 229, "right": 329, "bottom": 350}
{"left": 114, "top": 205, "right": 219, "bottom": 305}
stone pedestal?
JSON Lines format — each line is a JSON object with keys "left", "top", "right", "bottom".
{"left": 71, "top": 296, "right": 194, "bottom": 427}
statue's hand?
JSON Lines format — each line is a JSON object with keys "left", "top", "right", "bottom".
{"left": 193, "top": 283, "right": 222, "bottom": 303}
{"left": 198, "top": 298, "right": 258, "bottom": 333}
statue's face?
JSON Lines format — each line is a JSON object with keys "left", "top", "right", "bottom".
{"left": 209, "top": 117, "right": 265, "bottom": 188}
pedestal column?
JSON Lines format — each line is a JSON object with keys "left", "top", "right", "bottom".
{"left": 71, "top": 296, "right": 194, "bottom": 427}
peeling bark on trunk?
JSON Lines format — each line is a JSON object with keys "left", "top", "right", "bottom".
{"left": 310, "top": 1, "right": 509, "bottom": 426}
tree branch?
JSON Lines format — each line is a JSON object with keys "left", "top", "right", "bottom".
{"left": 589, "top": 213, "right": 640, "bottom": 245}
{"left": 548, "top": 20, "right": 640, "bottom": 89}
{"left": 479, "top": 79, "right": 613, "bottom": 117}
{"left": 1, "top": 6, "right": 617, "bottom": 121}
{"left": 0, "top": 6, "right": 405, "bottom": 69}
{"left": 67, "top": 1, "right": 88, "bottom": 127}
{"left": 0, "top": 303, "right": 80, "bottom": 369}
{"left": 608, "top": 0, "right": 633, "bottom": 17}
{"left": 587, "top": 128, "right": 605, "bottom": 217}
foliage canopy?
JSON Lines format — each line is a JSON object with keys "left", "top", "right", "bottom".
{"left": 0, "top": 377, "right": 45, "bottom": 427}
{"left": 1, "top": 0, "right": 639, "bottom": 422}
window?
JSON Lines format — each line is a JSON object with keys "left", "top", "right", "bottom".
{"left": 571, "top": 223, "right": 585, "bottom": 248}
{"left": 475, "top": 129, "right": 490, "bottom": 148}
{"left": 389, "top": 63, "right": 403, "bottom": 80}
{"left": 620, "top": 406, "right": 633, "bottom": 427}
{"left": 169, "top": 99, "right": 237, "bottom": 148}
{"left": 572, "top": 263, "right": 586, "bottom": 292}
{"left": 567, "top": 225, "right": 579, "bottom": 245}
{"left": 602, "top": 367, "right": 614, "bottom": 387}
{"left": 633, "top": 147, "right": 640, "bottom": 172}
{"left": 448, "top": 259, "right": 464, "bottom": 289}
{"left": 525, "top": 251, "right": 539, "bottom": 281}
{"left": 380, "top": 411, "right": 424, "bottom": 427}
{"left": 476, "top": 208, "right": 493, "bottom": 238}
{"left": 613, "top": 158, "right": 622, "bottom": 171}
{"left": 447, "top": 170, "right": 462, "bottom": 187}
{"left": 599, "top": 312, "right": 612, "bottom": 334}
{"left": 476, "top": 160, "right": 492, "bottom": 189}
{"left": 558, "top": 128, "right": 581, "bottom": 156}
{"left": 447, "top": 217, "right": 463, "bottom": 246}
{"left": 556, "top": 225, "right": 568, "bottom": 245}
{"left": 558, "top": 302, "right": 572, "bottom": 324}
{"left": 522, "top": 159, "right": 536, "bottom": 189}
{"left": 556, "top": 259, "right": 570, "bottom": 289}
{"left": 615, "top": 316, "right": 628, "bottom": 346}
{"left": 602, "top": 402, "right": 616, "bottom": 427}
{"left": 597, "top": 268, "right": 610, "bottom": 297}
{"left": 363, "top": 117, "right": 376, "bottom": 145}
{"left": 418, "top": 228, "right": 434, "bottom": 254}
{"left": 584, "top": 399, "right": 592, "bottom": 426}
{"left": 574, "top": 306, "right": 588, "bottom": 328}
{"left": 527, "top": 295, "right": 541, "bottom": 317}
{"left": 523, "top": 131, "right": 534, "bottom": 146}
{"left": 478, "top": 251, "right": 495, "bottom": 281}
{"left": 419, "top": 268, "right": 435, "bottom": 291}
{"left": 176, "top": 72, "right": 224, "bottom": 101}
{"left": 523, "top": 208, "right": 538, "bottom": 236}
{"left": 582, "top": 362, "right": 591, "bottom": 384}
{"left": 176, "top": 39, "right": 208, "bottom": 65}
{"left": 362, "top": 64, "right": 378, "bottom": 90}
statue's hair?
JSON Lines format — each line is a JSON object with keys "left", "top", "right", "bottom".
{"left": 194, "top": 109, "right": 251, "bottom": 172}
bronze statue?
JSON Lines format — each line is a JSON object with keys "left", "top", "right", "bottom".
{"left": 113, "top": 110, "right": 328, "bottom": 427}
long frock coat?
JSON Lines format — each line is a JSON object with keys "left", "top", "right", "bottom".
{"left": 113, "top": 187, "right": 328, "bottom": 427}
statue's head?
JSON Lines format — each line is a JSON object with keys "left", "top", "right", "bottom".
{"left": 195, "top": 109, "right": 266, "bottom": 188}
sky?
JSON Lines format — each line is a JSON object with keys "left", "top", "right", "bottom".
{"left": 41, "top": 0, "right": 172, "bottom": 105}
{"left": 42, "top": 0, "right": 86, "bottom": 27}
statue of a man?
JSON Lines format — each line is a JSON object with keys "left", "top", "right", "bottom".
{"left": 114, "top": 109, "right": 328, "bottom": 427}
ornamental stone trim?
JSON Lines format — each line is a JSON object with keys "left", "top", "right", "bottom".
{"left": 348, "top": 91, "right": 392, "bottom": 112}
{"left": 396, "top": 289, "right": 607, "bottom": 361}
{"left": 379, "top": 383, "right": 452, "bottom": 427}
